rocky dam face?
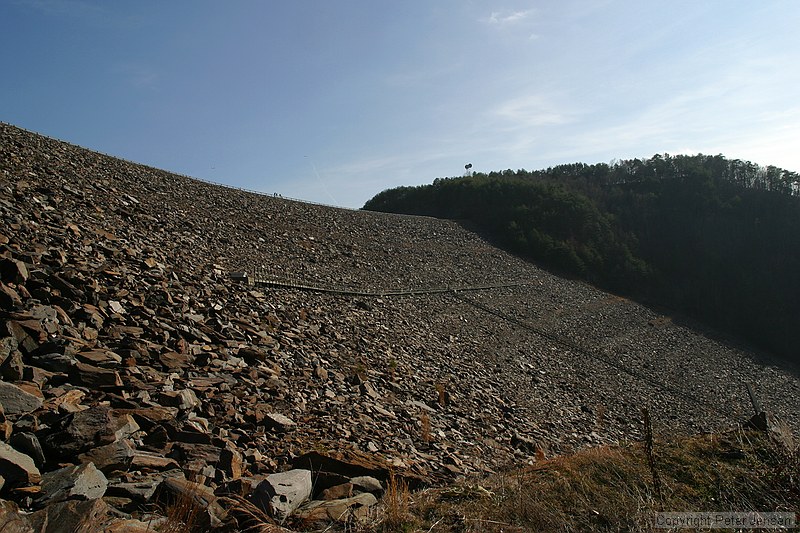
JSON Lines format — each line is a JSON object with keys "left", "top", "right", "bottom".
{"left": 0, "top": 122, "right": 798, "bottom": 529}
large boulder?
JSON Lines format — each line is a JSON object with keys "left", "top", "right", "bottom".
{"left": 27, "top": 497, "right": 109, "bottom": 533}
{"left": 41, "top": 406, "right": 139, "bottom": 460}
{"left": 36, "top": 462, "right": 108, "bottom": 506}
{"left": 252, "top": 469, "right": 312, "bottom": 522}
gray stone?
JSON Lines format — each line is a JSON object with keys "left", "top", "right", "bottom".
{"left": 350, "top": 475, "right": 383, "bottom": 493}
{"left": 0, "top": 381, "right": 43, "bottom": 415}
{"left": 9, "top": 433, "right": 45, "bottom": 469}
{"left": 321, "top": 482, "right": 353, "bottom": 500}
{"left": 264, "top": 413, "right": 296, "bottom": 432}
{"left": 253, "top": 468, "right": 312, "bottom": 522}
{"left": 37, "top": 462, "right": 108, "bottom": 505}
{"left": 296, "top": 492, "right": 378, "bottom": 524}
{"left": 78, "top": 439, "right": 135, "bottom": 475}
{"left": 158, "top": 389, "right": 199, "bottom": 410}
{"left": 5, "top": 321, "right": 40, "bottom": 354}
{"left": 106, "top": 469, "right": 184, "bottom": 502}
{"left": 27, "top": 352, "right": 76, "bottom": 373}
{"left": 0, "top": 349, "right": 24, "bottom": 382}
{"left": 0, "top": 441, "right": 41, "bottom": 485}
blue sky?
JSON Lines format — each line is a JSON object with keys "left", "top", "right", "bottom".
{"left": 2, "top": 1, "right": 799, "bottom": 208}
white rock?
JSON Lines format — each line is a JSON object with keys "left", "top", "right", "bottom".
{"left": 253, "top": 468, "right": 312, "bottom": 522}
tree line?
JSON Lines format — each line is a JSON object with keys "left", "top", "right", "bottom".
{"left": 363, "top": 154, "right": 800, "bottom": 365}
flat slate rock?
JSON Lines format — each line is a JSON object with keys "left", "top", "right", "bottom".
{"left": 0, "top": 441, "right": 41, "bottom": 486}
{"left": 78, "top": 439, "right": 135, "bottom": 474}
{"left": 28, "top": 497, "right": 109, "bottom": 533}
{"left": 37, "top": 462, "right": 108, "bottom": 506}
{"left": 106, "top": 469, "right": 184, "bottom": 502}
{"left": 0, "top": 381, "right": 42, "bottom": 415}
{"left": 263, "top": 413, "right": 296, "bottom": 432}
{"left": 296, "top": 492, "right": 378, "bottom": 524}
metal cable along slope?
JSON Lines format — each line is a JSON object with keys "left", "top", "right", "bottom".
{"left": 237, "top": 270, "right": 741, "bottom": 423}
{"left": 450, "top": 292, "right": 739, "bottom": 421}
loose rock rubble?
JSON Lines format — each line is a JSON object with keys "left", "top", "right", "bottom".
{"left": 0, "top": 122, "right": 798, "bottom": 530}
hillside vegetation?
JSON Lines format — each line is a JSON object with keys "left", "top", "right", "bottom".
{"left": 364, "top": 154, "right": 800, "bottom": 365}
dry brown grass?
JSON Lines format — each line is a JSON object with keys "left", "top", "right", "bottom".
{"left": 156, "top": 485, "right": 204, "bottom": 533}
{"left": 379, "top": 469, "right": 415, "bottom": 532}
{"left": 217, "top": 494, "right": 291, "bottom": 533}
{"left": 154, "top": 476, "right": 222, "bottom": 533}
{"left": 381, "top": 427, "right": 799, "bottom": 532}
{"left": 420, "top": 411, "right": 431, "bottom": 444}
{"left": 595, "top": 403, "right": 607, "bottom": 429}
{"left": 435, "top": 383, "right": 447, "bottom": 408}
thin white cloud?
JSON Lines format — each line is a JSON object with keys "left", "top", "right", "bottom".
{"left": 290, "top": 142, "right": 482, "bottom": 207}
{"left": 326, "top": 143, "right": 468, "bottom": 181}
{"left": 487, "top": 9, "right": 534, "bottom": 25}
{"left": 491, "top": 93, "right": 578, "bottom": 129}
{"left": 531, "top": 76, "right": 800, "bottom": 173}
{"left": 698, "top": 108, "right": 800, "bottom": 172}
{"left": 326, "top": 154, "right": 413, "bottom": 177}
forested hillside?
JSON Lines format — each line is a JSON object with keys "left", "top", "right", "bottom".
{"left": 364, "top": 154, "right": 800, "bottom": 364}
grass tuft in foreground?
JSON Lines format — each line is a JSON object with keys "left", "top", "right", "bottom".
{"left": 376, "top": 427, "right": 798, "bottom": 532}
